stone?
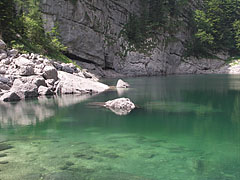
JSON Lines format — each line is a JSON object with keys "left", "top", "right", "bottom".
{"left": 8, "top": 49, "right": 18, "bottom": 57}
{"left": 0, "top": 76, "right": 10, "bottom": 84}
{"left": 1, "top": 58, "right": 11, "bottom": 65}
{"left": 0, "top": 91, "right": 21, "bottom": 102}
{"left": 52, "top": 61, "right": 62, "bottom": 70}
{"left": 0, "top": 50, "right": 7, "bottom": 60}
{"left": 11, "top": 79, "right": 38, "bottom": 99}
{"left": 62, "top": 64, "right": 74, "bottom": 74}
{"left": 56, "top": 71, "right": 109, "bottom": 95}
{"left": 0, "top": 67, "right": 6, "bottom": 74}
{"left": 0, "top": 82, "right": 10, "bottom": 90}
{"left": 19, "top": 66, "right": 35, "bottom": 76}
{"left": 15, "top": 57, "right": 34, "bottom": 67}
{"left": 43, "top": 66, "right": 58, "bottom": 80}
{"left": 38, "top": 86, "right": 54, "bottom": 95}
{"left": 116, "top": 79, "right": 130, "bottom": 88}
{"left": 0, "top": 40, "right": 6, "bottom": 49}
{"left": 104, "top": 98, "right": 135, "bottom": 115}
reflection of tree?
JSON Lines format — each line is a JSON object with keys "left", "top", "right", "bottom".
{"left": 231, "top": 93, "right": 240, "bottom": 124}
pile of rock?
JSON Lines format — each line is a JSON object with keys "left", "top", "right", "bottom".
{"left": 0, "top": 40, "right": 109, "bottom": 102}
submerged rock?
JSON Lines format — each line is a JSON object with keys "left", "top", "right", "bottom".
{"left": 116, "top": 79, "right": 130, "bottom": 88}
{"left": 0, "top": 143, "right": 13, "bottom": 151}
{"left": 104, "top": 98, "right": 135, "bottom": 115}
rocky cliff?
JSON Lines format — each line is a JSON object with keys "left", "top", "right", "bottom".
{"left": 40, "top": 0, "right": 233, "bottom": 77}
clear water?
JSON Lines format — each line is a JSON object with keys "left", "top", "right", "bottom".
{"left": 0, "top": 75, "right": 240, "bottom": 180}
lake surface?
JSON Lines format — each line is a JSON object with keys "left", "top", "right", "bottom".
{"left": 0, "top": 75, "right": 240, "bottom": 180}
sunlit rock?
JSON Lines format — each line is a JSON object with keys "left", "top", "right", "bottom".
{"left": 116, "top": 79, "right": 130, "bottom": 88}
{"left": 104, "top": 98, "right": 135, "bottom": 115}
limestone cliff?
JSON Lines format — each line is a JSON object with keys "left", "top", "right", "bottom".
{"left": 40, "top": 0, "right": 228, "bottom": 77}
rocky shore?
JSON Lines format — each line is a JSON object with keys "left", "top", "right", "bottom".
{"left": 0, "top": 40, "right": 109, "bottom": 102}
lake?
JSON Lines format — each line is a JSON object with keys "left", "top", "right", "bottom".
{"left": 0, "top": 75, "right": 240, "bottom": 180}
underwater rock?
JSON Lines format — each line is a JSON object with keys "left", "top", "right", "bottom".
{"left": 104, "top": 97, "right": 135, "bottom": 115}
{"left": 0, "top": 143, "right": 13, "bottom": 151}
{"left": 0, "top": 161, "right": 8, "bottom": 164}
{"left": 0, "top": 153, "right": 7, "bottom": 157}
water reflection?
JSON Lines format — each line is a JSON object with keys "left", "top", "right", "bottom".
{"left": 0, "top": 94, "right": 93, "bottom": 127}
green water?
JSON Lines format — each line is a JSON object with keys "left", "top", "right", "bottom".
{"left": 0, "top": 75, "right": 240, "bottom": 180}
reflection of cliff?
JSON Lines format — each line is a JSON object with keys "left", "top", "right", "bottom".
{"left": 0, "top": 95, "right": 92, "bottom": 127}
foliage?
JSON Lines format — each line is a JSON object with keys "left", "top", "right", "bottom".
{"left": 122, "top": 0, "right": 188, "bottom": 53}
{"left": 0, "top": 0, "right": 69, "bottom": 62}
{"left": 193, "top": 0, "right": 240, "bottom": 56}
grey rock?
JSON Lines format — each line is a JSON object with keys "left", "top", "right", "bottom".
{"left": 52, "top": 61, "right": 62, "bottom": 70}
{"left": 1, "top": 58, "right": 11, "bottom": 65}
{"left": 0, "top": 40, "right": 6, "bottom": 50}
{"left": 0, "top": 82, "right": 10, "bottom": 90}
{"left": 0, "top": 76, "right": 10, "bottom": 84}
{"left": 0, "top": 91, "right": 21, "bottom": 102}
{"left": 62, "top": 64, "right": 74, "bottom": 74}
{"left": 0, "top": 67, "right": 6, "bottom": 75}
{"left": 116, "top": 79, "right": 129, "bottom": 88}
{"left": 20, "top": 66, "right": 35, "bottom": 76}
{"left": 104, "top": 98, "right": 135, "bottom": 115}
{"left": 0, "top": 50, "right": 7, "bottom": 60}
{"left": 11, "top": 79, "right": 38, "bottom": 99}
{"left": 43, "top": 66, "right": 58, "bottom": 80}
{"left": 15, "top": 57, "right": 34, "bottom": 67}
{"left": 8, "top": 49, "right": 18, "bottom": 57}
{"left": 38, "top": 86, "right": 54, "bottom": 95}
{"left": 56, "top": 71, "right": 109, "bottom": 94}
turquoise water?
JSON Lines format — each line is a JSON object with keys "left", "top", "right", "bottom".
{"left": 0, "top": 75, "right": 240, "bottom": 180}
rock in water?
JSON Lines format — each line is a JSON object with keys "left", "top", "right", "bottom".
{"left": 116, "top": 79, "right": 130, "bottom": 88}
{"left": 104, "top": 98, "right": 135, "bottom": 115}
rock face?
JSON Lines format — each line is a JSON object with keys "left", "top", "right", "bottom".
{"left": 116, "top": 79, "right": 130, "bottom": 88}
{"left": 40, "top": 0, "right": 215, "bottom": 76}
{"left": 0, "top": 40, "right": 109, "bottom": 102}
{"left": 104, "top": 98, "right": 135, "bottom": 115}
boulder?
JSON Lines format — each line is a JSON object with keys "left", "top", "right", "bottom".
{"left": 19, "top": 66, "right": 35, "bottom": 76}
{"left": 0, "top": 82, "right": 10, "bottom": 90}
{"left": 116, "top": 79, "right": 130, "bottom": 88}
{"left": 0, "top": 50, "right": 7, "bottom": 60}
{"left": 1, "top": 58, "right": 11, "bottom": 65}
{"left": 11, "top": 79, "right": 38, "bottom": 99}
{"left": 8, "top": 49, "right": 18, "bottom": 57}
{"left": 62, "top": 64, "right": 74, "bottom": 74}
{"left": 0, "top": 76, "right": 10, "bottom": 84}
{"left": 21, "top": 75, "right": 47, "bottom": 87}
{"left": 43, "top": 66, "right": 58, "bottom": 80}
{"left": 55, "top": 71, "right": 109, "bottom": 94}
{"left": 15, "top": 57, "right": 34, "bottom": 67}
{"left": 38, "top": 86, "right": 54, "bottom": 95}
{"left": 0, "top": 91, "right": 21, "bottom": 102}
{"left": 104, "top": 98, "right": 135, "bottom": 115}
{"left": 0, "top": 40, "right": 6, "bottom": 50}
{"left": 0, "top": 67, "right": 6, "bottom": 74}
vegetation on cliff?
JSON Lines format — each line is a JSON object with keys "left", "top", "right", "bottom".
{"left": 0, "top": 0, "right": 69, "bottom": 62}
{"left": 123, "top": 0, "right": 240, "bottom": 57}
